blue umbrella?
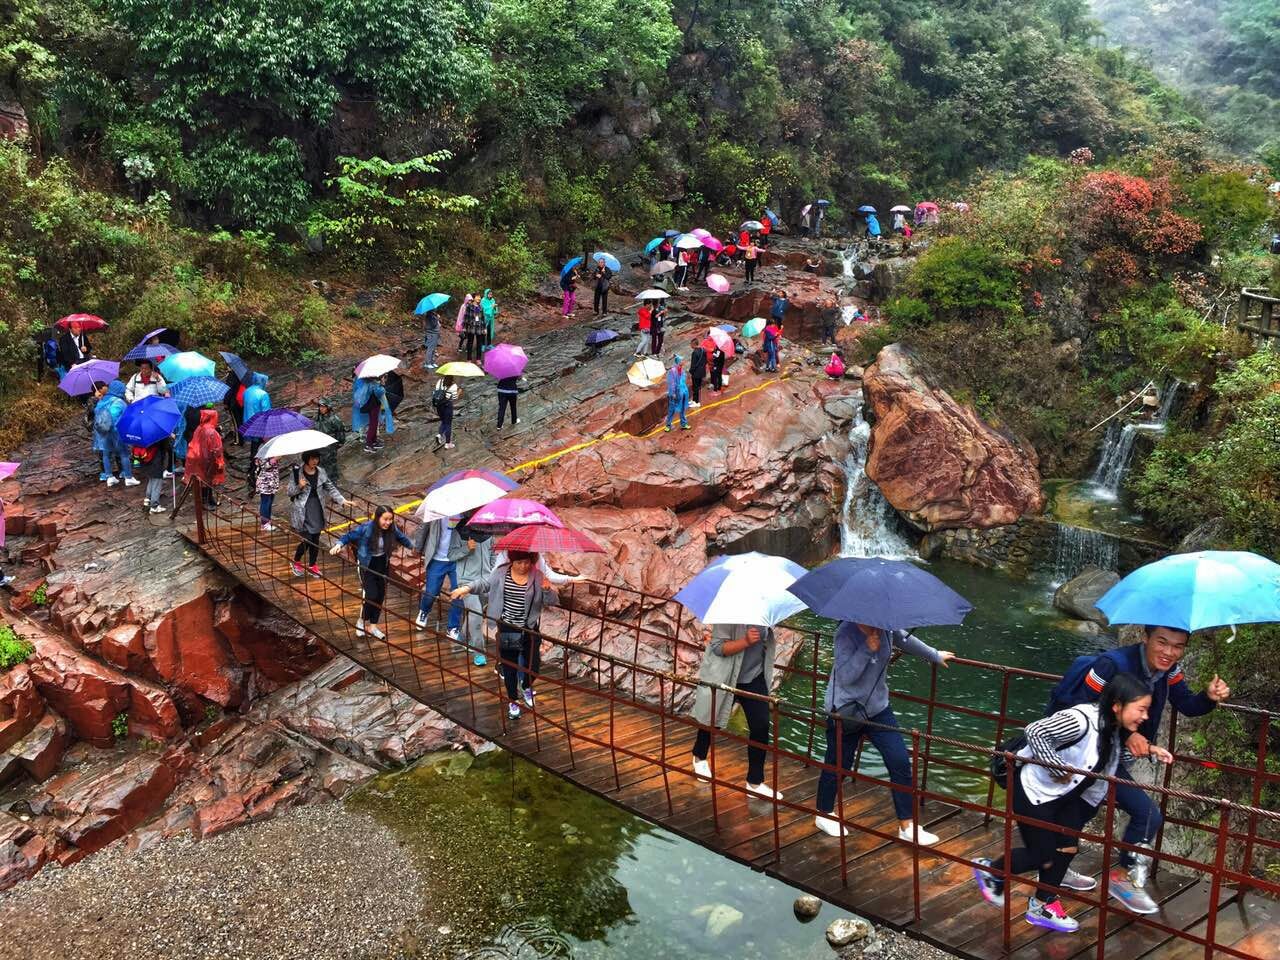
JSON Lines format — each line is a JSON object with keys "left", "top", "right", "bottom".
{"left": 170, "top": 376, "right": 229, "bottom": 407}
{"left": 1095, "top": 551, "right": 1280, "bottom": 632}
{"left": 664, "top": 229, "right": 681, "bottom": 238}
{"left": 585, "top": 329, "right": 619, "bottom": 346}
{"left": 675, "top": 552, "right": 808, "bottom": 626}
{"left": 240, "top": 408, "right": 313, "bottom": 439}
{"left": 159, "top": 351, "right": 215, "bottom": 383}
{"left": 415, "top": 293, "right": 450, "bottom": 314}
{"left": 117, "top": 395, "right": 182, "bottom": 447}
{"left": 59, "top": 359, "right": 120, "bottom": 397}
{"left": 560, "top": 256, "right": 584, "bottom": 279}
{"left": 123, "top": 342, "right": 177, "bottom": 363}
{"left": 765, "top": 207, "right": 780, "bottom": 225}
{"left": 857, "top": 205, "right": 877, "bottom": 214}
{"left": 592, "top": 251, "right": 621, "bottom": 272}
{"left": 816, "top": 199, "right": 831, "bottom": 206}
{"left": 218, "top": 351, "right": 250, "bottom": 380}
{"left": 787, "top": 558, "right": 972, "bottom": 630}
{"left": 717, "top": 324, "right": 737, "bottom": 334}
{"left": 644, "top": 237, "right": 665, "bottom": 254}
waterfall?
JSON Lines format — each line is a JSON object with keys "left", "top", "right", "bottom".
{"left": 840, "top": 246, "right": 858, "bottom": 278}
{"left": 841, "top": 409, "right": 915, "bottom": 559}
{"left": 1053, "top": 524, "right": 1119, "bottom": 583}
{"left": 1089, "top": 383, "right": 1179, "bottom": 498}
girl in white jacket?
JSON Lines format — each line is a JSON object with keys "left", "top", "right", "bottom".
{"left": 973, "top": 673, "right": 1172, "bottom": 933}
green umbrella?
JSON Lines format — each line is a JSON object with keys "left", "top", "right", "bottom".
{"left": 743, "top": 317, "right": 767, "bottom": 337}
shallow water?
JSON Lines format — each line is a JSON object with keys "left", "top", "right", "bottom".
{"left": 351, "top": 561, "right": 1105, "bottom": 959}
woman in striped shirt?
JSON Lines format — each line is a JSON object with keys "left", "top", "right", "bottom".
{"left": 973, "top": 673, "right": 1172, "bottom": 933}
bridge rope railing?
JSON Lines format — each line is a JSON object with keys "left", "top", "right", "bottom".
{"left": 190, "top": 487, "right": 1279, "bottom": 958}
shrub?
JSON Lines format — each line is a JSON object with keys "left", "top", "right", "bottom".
{"left": 0, "top": 625, "right": 34, "bottom": 669}
{"left": 890, "top": 237, "right": 1023, "bottom": 325}
{"left": 111, "top": 711, "right": 129, "bottom": 740}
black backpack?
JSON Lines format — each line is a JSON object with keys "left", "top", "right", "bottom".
{"left": 431, "top": 385, "right": 446, "bottom": 408}
{"left": 990, "top": 707, "right": 1089, "bottom": 787}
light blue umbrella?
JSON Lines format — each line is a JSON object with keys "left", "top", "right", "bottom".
{"left": 644, "top": 236, "right": 665, "bottom": 254}
{"left": 415, "top": 293, "right": 450, "bottom": 314}
{"left": 560, "top": 256, "right": 584, "bottom": 279}
{"left": 592, "top": 251, "right": 621, "bottom": 272}
{"left": 675, "top": 552, "right": 808, "bottom": 626}
{"left": 159, "top": 351, "right": 215, "bottom": 384}
{"left": 1095, "top": 551, "right": 1280, "bottom": 632}
{"left": 765, "top": 207, "right": 780, "bottom": 225}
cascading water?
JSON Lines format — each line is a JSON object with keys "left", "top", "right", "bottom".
{"left": 841, "top": 409, "right": 915, "bottom": 559}
{"left": 1089, "top": 383, "right": 1179, "bottom": 498}
{"left": 1052, "top": 524, "right": 1119, "bottom": 584}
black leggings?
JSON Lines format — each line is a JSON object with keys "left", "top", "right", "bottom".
{"left": 744, "top": 259, "right": 756, "bottom": 283}
{"left": 294, "top": 535, "right": 319, "bottom": 566}
{"left": 710, "top": 366, "right": 724, "bottom": 391}
{"left": 692, "top": 673, "right": 771, "bottom": 785}
{"left": 594, "top": 288, "right": 608, "bottom": 313}
{"left": 499, "top": 628, "right": 541, "bottom": 699}
{"left": 990, "top": 773, "right": 1098, "bottom": 901}
{"left": 360, "top": 554, "right": 388, "bottom": 624}
{"left": 691, "top": 376, "right": 703, "bottom": 403}
{"left": 463, "top": 332, "right": 477, "bottom": 361}
{"left": 497, "top": 393, "right": 517, "bottom": 427}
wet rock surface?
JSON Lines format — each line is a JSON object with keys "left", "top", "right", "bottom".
{"left": 863, "top": 344, "right": 1045, "bottom": 531}
{"left": 1053, "top": 565, "right": 1120, "bottom": 626}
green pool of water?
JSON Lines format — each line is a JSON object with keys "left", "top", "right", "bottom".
{"left": 1043, "top": 478, "right": 1161, "bottom": 542}
{"left": 352, "top": 560, "right": 1108, "bottom": 958}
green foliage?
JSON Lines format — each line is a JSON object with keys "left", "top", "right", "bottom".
{"left": 0, "top": 625, "right": 34, "bottom": 670}
{"left": 1179, "top": 170, "right": 1273, "bottom": 250}
{"left": 30, "top": 583, "right": 46, "bottom": 606}
{"left": 1094, "top": 286, "right": 1227, "bottom": 382}
{"left": 189, "top": 137, "right": 311, "bottom": 229}
{"left": 888, "top": 238, "right": 1023, "bottom": 324}
{"left": 480, "top": 226, "right": 548, "bottom": 296}
{"left": 111, "top": 711, "right": 129, "bottom": 740}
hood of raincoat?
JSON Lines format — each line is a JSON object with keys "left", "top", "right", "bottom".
{"left": 198, "top": 408, "right": 219, "bottom": 430}
{"left": 248, "top": 372, "right": 269, "bottom": 389}
{"left": 185, "top": 408, "right": 226, "bottom": 487}
{"left": 105, "top": 379, "right": 126, "bottom": 400}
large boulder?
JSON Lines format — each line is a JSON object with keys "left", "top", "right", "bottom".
{"left": 9, "top": 711, "right": 70, "bottom": 781}
{"left": 1053, "top": 566, "right": 1119, "bottom": 626}
{"left": 0, "top": 664, "right": 45, "bottom": 752}
{"left": 862, "top": 345, "right": 1045, "bottom": 531}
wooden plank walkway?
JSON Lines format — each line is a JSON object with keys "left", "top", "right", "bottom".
{"left": 188, "top": 516, "right": 1274, "bottom": 960}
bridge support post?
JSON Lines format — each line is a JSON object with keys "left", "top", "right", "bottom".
{"left": 192, "top": 477, "right": 206, "bottom": 544}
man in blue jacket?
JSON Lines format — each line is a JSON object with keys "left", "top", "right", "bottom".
{"left": 1059, "top": 625, "right": 1230, "bottom": 914}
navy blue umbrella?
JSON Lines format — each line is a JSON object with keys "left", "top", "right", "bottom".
{"left": 123, "top": 342, "right": 177, "bottom": 363}
{"left": 586, "top": 329, "right": 619, "bottom": 346}
{"left": 787, "top": 558, "right": 972, "bottom": 630}
{"left": 218, "top": 351, "right": 250, "bottom": 380}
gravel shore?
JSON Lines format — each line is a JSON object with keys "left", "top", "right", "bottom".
{"left": 0, "top": 803, "right": 432, "bottom": 960}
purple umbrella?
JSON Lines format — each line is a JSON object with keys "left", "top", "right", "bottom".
{"left": 239, "top": 408, "right": 313, "bottom": 439}
{"left": 59, "top": 359, "right": 120, "bottom": 397}
{"left": 482, "top": 343, "right": 529, "bottom": 379}
{"left": 467, "top": 498, "right": 565, "bottom": 533}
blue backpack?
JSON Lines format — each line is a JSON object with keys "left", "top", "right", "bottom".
{"left": 1045, "top": 653, "right": 1103, "bottom": 715}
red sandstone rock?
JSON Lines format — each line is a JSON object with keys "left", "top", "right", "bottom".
{"left": 144, "top": 592, "right": 245, "bottom": 707}
{"left": 0, "top": 812, "right": 48, "bottom": 891}
{"left": 862, "top": 344, "right": 1044, "bottom": 530}
{"left": 10, "top": 710, "right": 70, "bottom": 781}
{"left": 213, "top": 593, "right": 332, "bottom": 687}
{"left": 97, "top": 624, "right": 146, "bottom": 673}
{"left": 0, "top": 664, "right": 45, "bottom": 752}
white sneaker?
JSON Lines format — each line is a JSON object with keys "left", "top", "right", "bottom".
{"left": 414, "top": 612, "right": 428, "bottom": 629}
{"left": 355, "top": 619, "right": 365, "bottom": 637}
{"left": 508, "top": 702, "right": 521, "bottom": 720}
{"left": 815, "top": 815, "right": 848, "bottom": 838}
{"left": 261, "top": 522, "right": 276, "bottom": 532}
{"left": 142, "top": 498, "right": 151, "bottom": 508}
{"left": 1062, "top": 867, "right": 1098, "bottom": 891}
{"left": 898, "top": 823, "right": 940, "bottom": 846}
{"left": 692, "top": 758, "right": 712, "bottom": 781}
{"left": 106, "top": 476, "right": 119, "bottom": 488}
{"left": 124, "top": 477, "right": 140, "bottom": 487}
{"left": 689, "top": 401, "right": 700, "bottom": 408}
{"left": 163, "top": 470, "right": 173, "bottom": 479}
{"left": 149, "top": 504, "right": 166, "bottom": 514}
{"left": 746, "top": 781, "right": 783, "bottom": 800}
{"left": 367, "top": 625, "right": 385, "bottom": 640}
{"left": 447, "top": 628, "right": 459, "bottom": 640}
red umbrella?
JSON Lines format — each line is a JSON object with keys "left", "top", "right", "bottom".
{"left": 495, "top": 524, "right": 605, "bottom": 554}
{"left": 56, "top": 313, "right": 108, "bottom": 331}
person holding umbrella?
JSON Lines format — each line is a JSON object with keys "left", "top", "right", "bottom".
{"left": 125, "top": 359, "right": 169, "bottom": 403}
{"left": 330, "top": 505, "right": 413, "bottom": 640}
{"left": 421, "top": 305, "right": 442, "bottom": 369}
{"left": 57, "top": 319, "right": 92, "bottom": 372}
{"left": 651, "top": 301, "right": 668, "bottom": 356}
{"left": 313, "top": 398, "right": 347, "bottom": 480}
{"left": 763, "top": 320, "right": 782, "bottom": 373}
{"left": 451, "top": 515, "right": 496, "bottom": 666}
{"left": 561, "top": 266, "right": 579, "bottom": 318}
{"left": 496, "top": 375, "right": 520, "bottom": 428}
{"left": 431, "top": 375, "right": 461, "bottom": 449}
{"left": 92, "top": 380, "right": 137, "bottom": 488}
{"left": 288, "top": 450, "right": 347, "bottom": 578}
{"left": 352, "top": 374, "right": 392, "bottom": 454}
{"left": 136, "top": 433, "right": 173, "bottom": 514}
{"left": 593, "top": 260, "right": 612, "bottom": 315}
{"left": 709, "top": 342, "right": 726, "bottom": 394}
{"left": 787, "top": 557, "right": 968, "bottom": 844}
{"left": 635, "top": 302, "right": 653, "bottom": 357}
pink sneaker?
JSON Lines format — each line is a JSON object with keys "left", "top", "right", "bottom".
{"left": 307, "top": 564, "right": 322, "bottom": 578}
{"left": 291, "top": 562, "right": 304, "bottom": 577}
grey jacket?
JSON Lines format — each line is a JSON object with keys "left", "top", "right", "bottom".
{"left": 692, "top": 624, "right": 776, "bottom": 729}
{"left": 824, "top": 624, "right": 942, "bottom": 718}
{"left": 412, "top": 516, "right": 467, "bottom": 561}
{"left": 470, "top": 562, "right": 557, "bottom": 630}
{"left": 286, "top": 465, "right": 345, "bottom": 534}
{"left": 454, "top": 536, "right": 496, "bottom": 587}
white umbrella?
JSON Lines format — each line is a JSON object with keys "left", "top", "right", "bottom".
{"left": 890, "top": 205, "right": 912, "bottom": 213}
{"left": 255, "top": 429, "right": 338, "bottom": 459}
{"left": 674, "top": 234, "right": 702, "bottom": 249}
{"left": 650, "top": 261, "right": 677, "bottom": 276}
{"left": 355, "top": 354, "right": 400, "bottom": 379}
{"left": 634, "top": 289, "right": 671, "bottom": 300}
{"left": 414, "top": 476, "right": 509, "bottom": 521}
{"left": 674, "top": 552, "right": 808, "bottom": 626}
{"left": 627, "top": 357, "right": 666, "bottom": 387}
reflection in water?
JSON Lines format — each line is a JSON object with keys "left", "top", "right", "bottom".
{"left": 457, "top": 920, "right": 572, "bottom": 959}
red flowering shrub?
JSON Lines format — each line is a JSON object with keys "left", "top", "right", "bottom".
{"left": 1076, "top": 171, "right": 1200, "bottom": 260}
{"left": 1093, "top": 246, "right": 1140, "bottom": 287}
{"left": 1141, "top": 210, "right": 1202, "bottom": 256}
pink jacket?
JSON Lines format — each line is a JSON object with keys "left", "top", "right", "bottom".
{"left": 455, "top": 294, "right": 473, "bottom": 333}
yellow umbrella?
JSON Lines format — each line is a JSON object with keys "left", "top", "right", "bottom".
{"left": 434, "top": 361, "right": 485, "bottom": 377}
{"left": 627, "top": 357, "right": 666, "bottom": 387}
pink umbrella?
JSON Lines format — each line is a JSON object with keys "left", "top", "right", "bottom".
{"left": 467, "top": 498, "right": 564, "bottom": 533}
{"left": 0, "top": 462, "right": 18, "bottom": 481}
{"left": 706, "top": 273, "right": 730, "bottom": 294}
{"left": 700, "top": 236, "right": 724, "bottom": 253}
{"left": 482, "top": 343, "right": 529, "bottom": 379}
{"left": 690, "top": 228, "right": 713, "bottom": 240}
{"left": 707, "top": 327, "right": 736, "bottom": 357}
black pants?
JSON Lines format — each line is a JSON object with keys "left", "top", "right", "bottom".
{"left": 990, "top": 772, "right": 1098, "bottom": 901}
{"left": 463, "top": 332, "right": 477, "bottom": 361}
{"left": 439, "top": 400, "right": 454, "bottom": 442}
{"left": 691, "top": 375, "right": 704, "bottom": 403}
{"left": 695, "top": 259, "right": 709, "bottom": 280}
{"left": 711, "top": 366, "right": 724, "bottom": 391}
{"left": 498, "top": 627, "right": 540, "bottom": 699}
{"left": 594, "top": 288, "right": 608, "bottom": 313}
{"left": 497, "top": 393, "right": 518, "bottom": 427}
{"left": 692, "top": 673, "right": 771, "bottom": 785}
{"left": 294, "top": 535, "right": 319, "bottom": 566}
{"left": 676, "top": 265, "right": 689, "bottom": 287}
{"left": 823, "top": 323, "right": 836, "bottom": 344}
{"left": 360, "top": 554, "right": 388, "bottom": 624}
{"left": 744, "top": 260, "right": 756, "bottom": 283}
{"left": 652, "top": 329, "right": 665, "bottom": 355}
{"left": 247, "top": 439, "right": 261, "bottom": 488}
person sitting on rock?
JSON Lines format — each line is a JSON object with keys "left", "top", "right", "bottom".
{"left": 689, "top": 622, "right": 781, "bottom": 800}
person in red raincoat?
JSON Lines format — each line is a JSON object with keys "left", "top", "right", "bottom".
{"left": 184, "top": 408, "right": 226, "bottom": 507}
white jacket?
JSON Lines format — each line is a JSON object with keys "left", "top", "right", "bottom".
{"left": 1017, "top": 703, "right": 1122, "bottom": 807}
{"left": 126, "top": 372, "right": 168, "bottom": 403}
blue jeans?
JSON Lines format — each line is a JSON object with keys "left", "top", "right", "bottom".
{"left": 666, "top": 394, "right": 688, "bottom": 429}
{"left": 419, "top": 558, "right": 457, "bottom": 622}
{"left": 815, "top": 708, "right": 914, "bottom": 821}
{"left": 423, "top": 330, "right": 439, "bottom": 368}
{"left": 259, "top": 493, "right": 275, "bottom": 523}
{"left": 764, "top": 340, "right": 778, "bottom": 370}
{"left": 101, "top": 449, "right": 133, "bottom": 480}
{"left": 1114, "top": 764, "right": 1162, "bottom": 866}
